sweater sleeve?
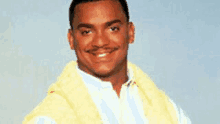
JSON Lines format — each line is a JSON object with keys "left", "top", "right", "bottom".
{"left": 23, "top": 84, "right": 77, "bottom": 124}
{"left": 27, "top": 116, "right": 57, "bottom": 124}
{"left": 169, "top": 99, "right": 192, "bottom": 124}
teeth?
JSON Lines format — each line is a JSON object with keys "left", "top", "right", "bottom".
{"left": 98, "top": 53, "right": 107, "bottom": 57}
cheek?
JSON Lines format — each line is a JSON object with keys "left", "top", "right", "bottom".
{"left": 108, "top": 32, "right": 128, "bottom": 45}
{"left": 74, "top": 35, "right": 91, "bottom": 50}
{"left": 73, "top": 40, "right": 78, "bottom": 50}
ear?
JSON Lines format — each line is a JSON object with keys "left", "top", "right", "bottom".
{"left": 68, "top": 29, "right": 75, "bottom": 50}
{"left": 128, "top": 22, "right": 135, "bottom": 44}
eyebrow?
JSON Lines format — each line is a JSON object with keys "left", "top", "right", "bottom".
{"left": 76, "top": 19, "right": 123, "bottom": 29}
{"left": 106, "top": 19, "right": 122, "bottom": 27}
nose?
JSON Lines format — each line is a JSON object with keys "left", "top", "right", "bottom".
{"left": 92, "top": 30, "right": 110, "bottom": 48}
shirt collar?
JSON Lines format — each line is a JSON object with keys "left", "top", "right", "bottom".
{"left": 76, "top": 65, "right": 134, "bottom": 89}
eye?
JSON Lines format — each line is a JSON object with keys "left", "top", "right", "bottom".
{"left": 81, "top": 30, "right": 92, "bottom": 35}
{"left": 110, "top": 26, "right": 119, "bottom": 32}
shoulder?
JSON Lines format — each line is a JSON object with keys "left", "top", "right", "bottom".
{"left": 23, "top": 83, "right": 77, "bottom": 124}
{"left": 169, "top": 98, "right": 192, "bottom": 124}
{"left": 24, "top": 116, "right": 57, "bottom": 124}
{"left": 129, "top": 62, "right": 192, "bottom": 123}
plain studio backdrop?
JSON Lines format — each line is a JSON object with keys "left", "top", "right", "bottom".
{"left": 0, "top": 0, "right": 219, "bottom": 123}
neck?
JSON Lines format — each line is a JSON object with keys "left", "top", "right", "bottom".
{"left": 78, "top": 60, "right": 128, "bottom": 98}
{"left": 99, "top": 61, "right": 128, "bottom": 97}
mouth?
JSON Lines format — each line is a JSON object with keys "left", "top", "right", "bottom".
{"left": 96, "top": 53, "right": 109, "bottom": 57}
{"left": 88, "top": 48, "right": 117, "bottom": 59}
{"left": 92, "top": 50, "right": 115, "bottom": 57}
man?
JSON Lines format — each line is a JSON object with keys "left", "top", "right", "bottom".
{"left": 23, "top": 0, "right": 191, "bottom": 123}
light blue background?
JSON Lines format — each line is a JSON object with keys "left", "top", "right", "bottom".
{"left": 0, "top": 0, "right": 219, "bottom": 123}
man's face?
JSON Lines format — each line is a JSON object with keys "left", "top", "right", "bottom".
{"left": 68, "top": 0, "right": 135, "bottom": 77}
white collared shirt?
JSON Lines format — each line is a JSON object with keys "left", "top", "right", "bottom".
{"left": 34, "top": 66, "right": 191, "bottom": 124}
{"left": 76, "top": 66, "right": 149, "bottom": 124}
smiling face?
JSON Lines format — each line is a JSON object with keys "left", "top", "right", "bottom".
{"left": 68, "top": 0, "right": 135, "bottom": 78}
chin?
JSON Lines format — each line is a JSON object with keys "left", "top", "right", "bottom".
{"left": 92, "top": 65, "right": 115, "bottom": 78}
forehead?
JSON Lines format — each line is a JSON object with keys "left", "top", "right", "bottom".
{"left": 73, "top": 0, "right": 126, "bottom": 25}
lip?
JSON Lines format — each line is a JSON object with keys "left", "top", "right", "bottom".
{"left": 88, "top": 49, "right": 117, "bottom": 62}
{"left": 92, "top": 50, "right": 115, "bottom": 57}
{"left": 90, "top": 49, "right": 115, "bottom": 56}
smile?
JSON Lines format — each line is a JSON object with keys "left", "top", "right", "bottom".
{"left": 90, "top": 48, "right": 117, "bottom": 56}
{"left": 89, "top": 48, "right": 117, "bottom": 61}
{"left": 97, "top": 53, "right": 110, "bottom": 57}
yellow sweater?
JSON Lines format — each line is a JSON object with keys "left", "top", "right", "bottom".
{"left": 23, "top": 61, "right": 179, "bottom": 124}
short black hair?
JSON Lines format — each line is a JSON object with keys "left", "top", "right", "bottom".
{"left": 69, "top": 0, "right": 130, "bottom": 29}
